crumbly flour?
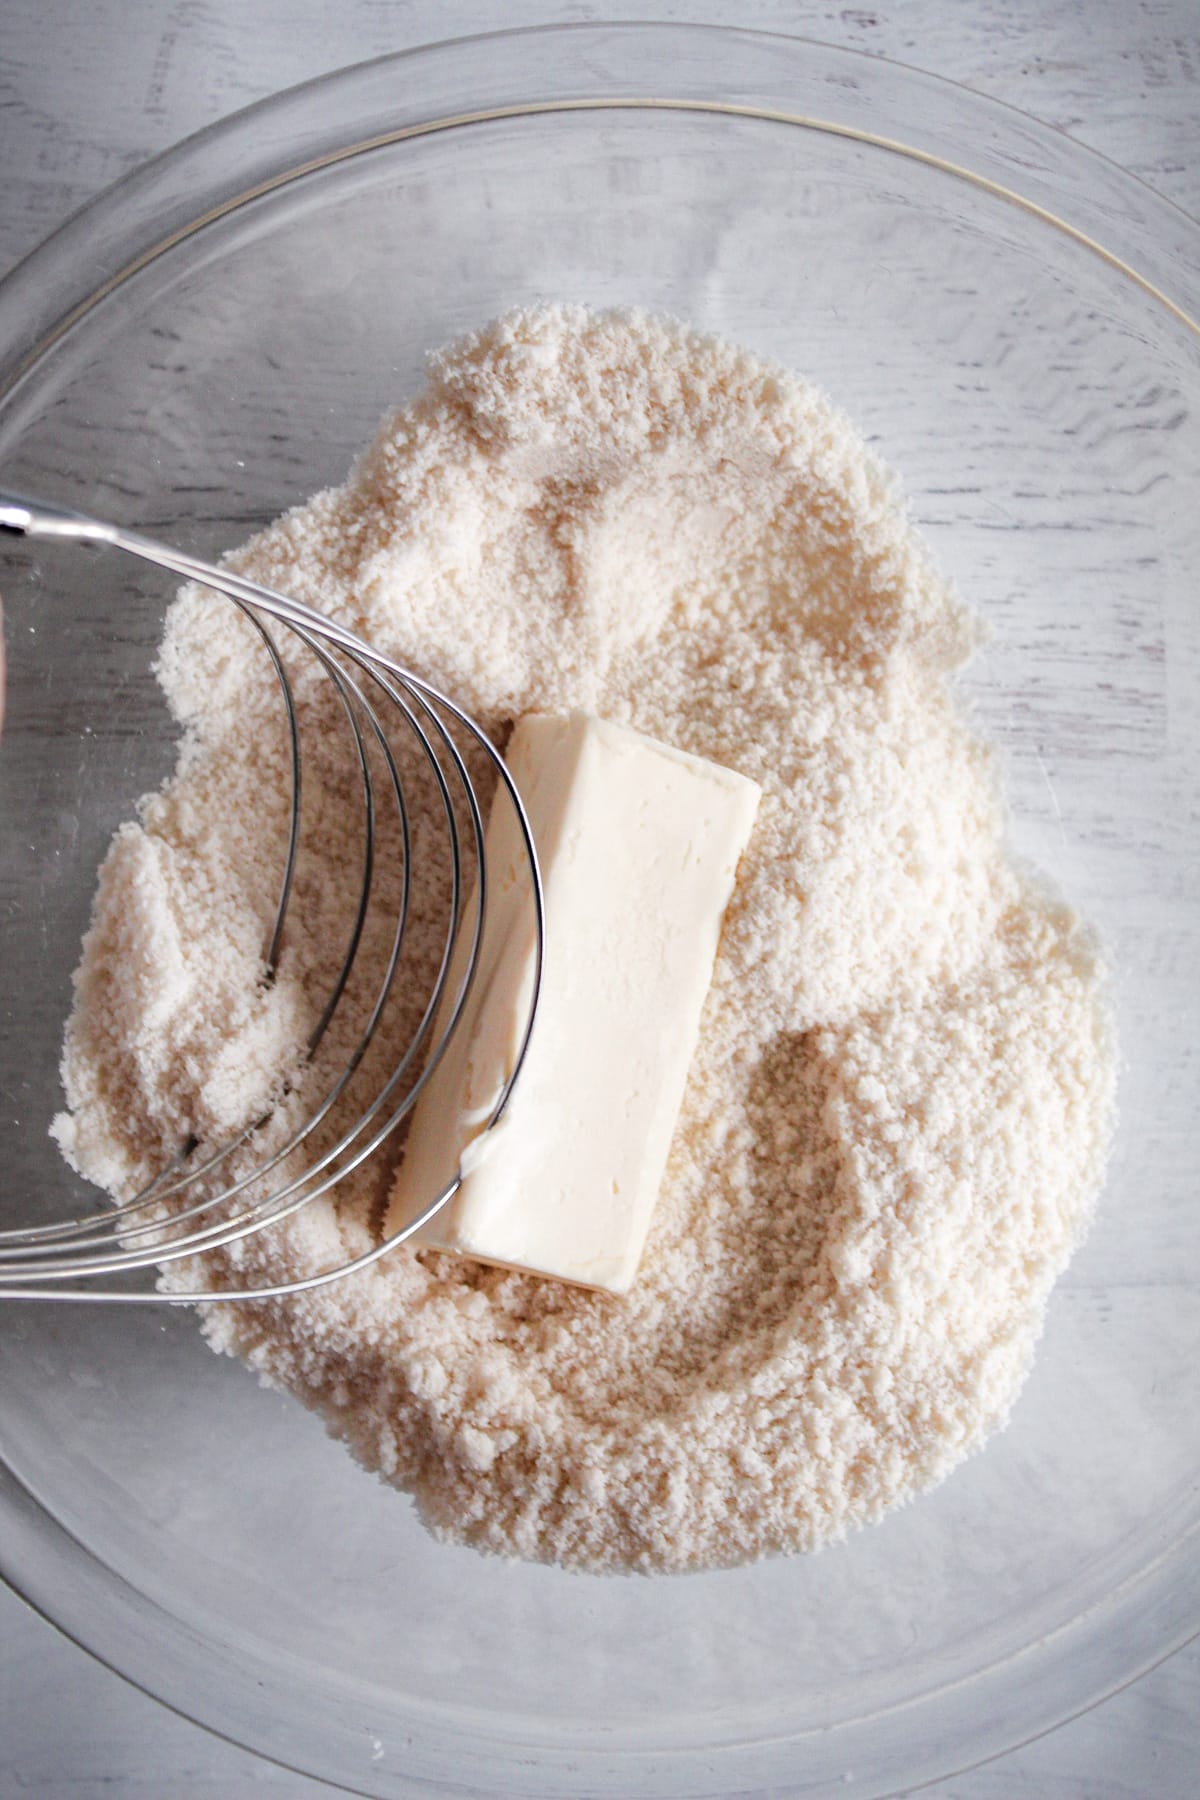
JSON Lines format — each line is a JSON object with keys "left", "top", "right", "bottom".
{"left": 54, "top": 306, "right": 1115, "bottom": 1572}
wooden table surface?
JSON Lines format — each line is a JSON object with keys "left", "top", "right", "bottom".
{"left": 1, "top": 2, "right": 1197, "bottom": 1794}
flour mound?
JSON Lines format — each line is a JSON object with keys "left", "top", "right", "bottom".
{"left": 56, "top": 306, "right": 1115, "bottom": 1572}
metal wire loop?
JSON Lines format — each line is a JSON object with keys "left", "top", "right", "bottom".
{"left": 0, "top": 495, "right": 545, "bottom": 1303}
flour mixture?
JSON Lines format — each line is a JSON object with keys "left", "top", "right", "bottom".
{"left": 53, "top": 306, "right": 1116, "bottom": 1571}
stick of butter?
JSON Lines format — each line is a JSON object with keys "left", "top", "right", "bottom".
{"left": 384, "top": 712, "right": 761, "bottom": 1294}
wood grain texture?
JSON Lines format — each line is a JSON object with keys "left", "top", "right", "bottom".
{"left": 1, "top": 2, "right": 1197, "bottom": 1797}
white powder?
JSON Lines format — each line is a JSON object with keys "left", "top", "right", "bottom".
{"left": 54, "top": 306, "right": 1115, "bottom": 1572}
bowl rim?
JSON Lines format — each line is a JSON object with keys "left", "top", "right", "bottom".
{"left": 0, "top": 18, "right": 1195, "bottom": 399}
{"left": 1, "top": 20, "right": 1197, "bottom": 1800}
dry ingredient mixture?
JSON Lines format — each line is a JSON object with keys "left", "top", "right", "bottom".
{"left": 53, "top": 306, "right": 1116, "bottom": 1573}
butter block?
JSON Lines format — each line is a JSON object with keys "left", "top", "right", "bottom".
{"left": 385, "top": 712, "right": 761, "bottom": 1294}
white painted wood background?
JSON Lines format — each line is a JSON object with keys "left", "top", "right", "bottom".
{"left": 1, "top": 1, "right": 1197, "bottom": 1795}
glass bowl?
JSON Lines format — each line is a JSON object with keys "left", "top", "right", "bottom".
{"left": 1, "top": 23, "right": 1197, "bottom": 1799}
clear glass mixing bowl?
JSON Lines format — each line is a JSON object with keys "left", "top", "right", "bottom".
{"left": 0, "top": 24, "right": 1197, "bottom": 1799}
